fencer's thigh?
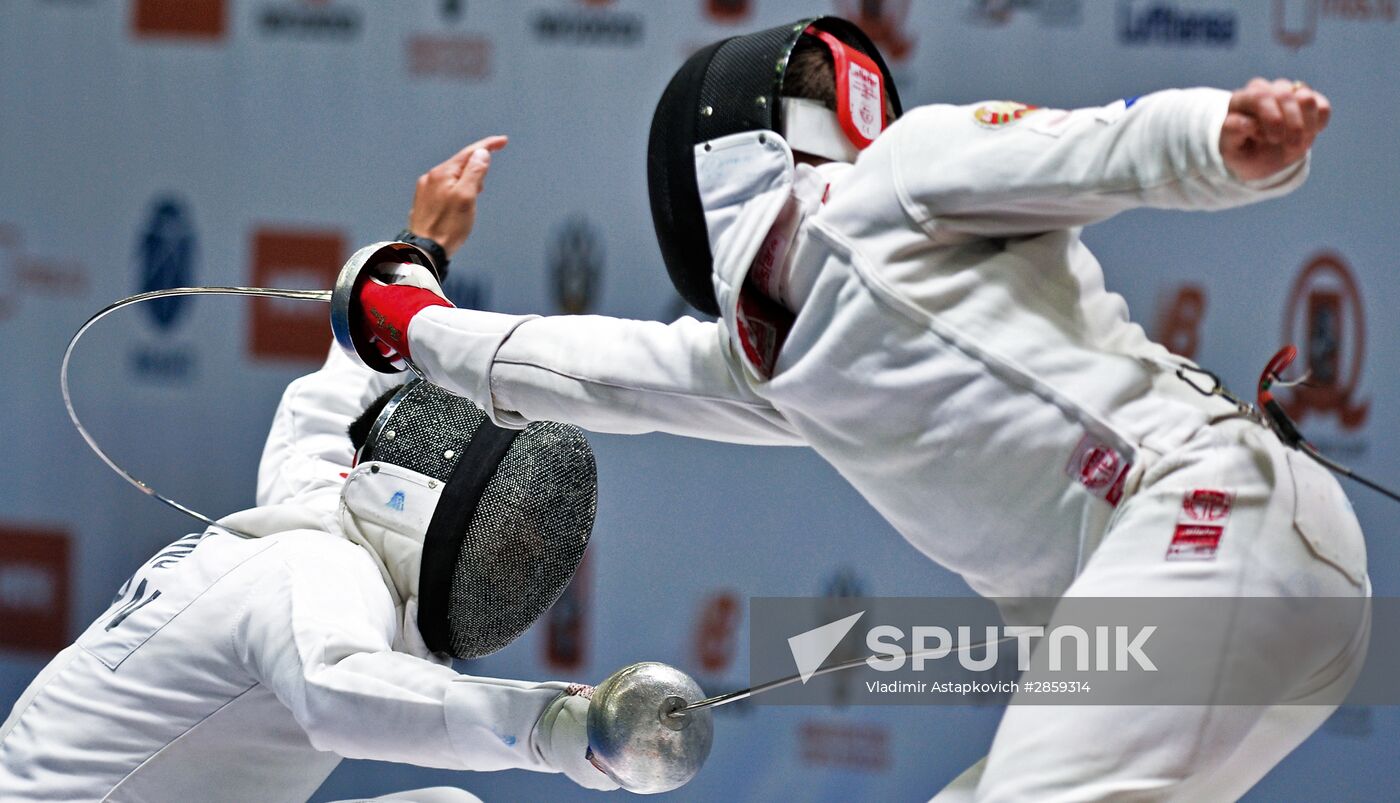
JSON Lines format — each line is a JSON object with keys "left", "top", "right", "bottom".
{"left": 969, "top": 629, "right": 1366, "bottom": 803}
{"left": 1164, "top": 619, "right": 1367, "bottom": 803}
{"left": 971, "top": 422, "right": 1369, "bottom": 802}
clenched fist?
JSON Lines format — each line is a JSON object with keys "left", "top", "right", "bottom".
{"left": 1220, "top": 78, "right": 1330, "bottom": 182}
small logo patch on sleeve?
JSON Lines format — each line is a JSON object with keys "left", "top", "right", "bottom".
{"left": 973, "top": 101, "right": 1040, "bottom": 128}
{"left": 1181, "top": 489, "right": 1233, "bottom": 522}
{"left": 1065, "top": 434, "right": 1132, "bottom": 507}
{"left": 1167, "top": 488, "right": 1234, "bottom": 560}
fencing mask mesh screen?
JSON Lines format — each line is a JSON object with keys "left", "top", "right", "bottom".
{"left": 361, "top": 380, "right": 596, "bottom": 658}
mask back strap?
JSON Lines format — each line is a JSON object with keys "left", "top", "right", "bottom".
{"left": 807, "top": 27, "right": 888, "bottom": 150}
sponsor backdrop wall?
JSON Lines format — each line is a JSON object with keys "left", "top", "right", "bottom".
{"left": 1, "top": 1, "right": 1396, "bottom": 800}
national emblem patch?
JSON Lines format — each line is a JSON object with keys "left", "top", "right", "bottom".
{"left": 973, "top": 101, "right": 1040, "bottom": 128}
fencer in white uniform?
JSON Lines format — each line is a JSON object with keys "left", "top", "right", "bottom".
{"left": 0, "top": 342, "right": 618, "bottom": 802}
{"left": 349, "top": 18, "right": 1370, "bottom": 802}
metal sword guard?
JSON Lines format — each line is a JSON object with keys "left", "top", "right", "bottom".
{"left": 587, "top": 662, "right": 714, "bottom": 794}
{"left": 329, "top": 240, "right": 442, "bottom": 375}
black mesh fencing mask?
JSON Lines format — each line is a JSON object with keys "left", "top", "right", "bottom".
{"left": 647, "top": 16, "right": 903, "bottom": 315}
{"left": 359, "top": 380, "right": 597, "bottom": 659}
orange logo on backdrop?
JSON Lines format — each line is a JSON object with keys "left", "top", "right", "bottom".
{"left": 1282, "top": 251, "right": 1369, "bottom": 428}
{"left": 834, "top": 0, "right": 915, "bottom": 62}
{"left": 705, "top": 0, "right": 753, "bottom": 23}
{"left": 249, "top": 228, "right": 344, "bottom": 362}
{"left": 1155, "top": 284, "right": 1207, "bottom": 360}
{"left": 695, "top": 590, "right": 740, "bottom": 673}
{"left": 0, "top": 526, "right": 71, "bottom": 653}
{"left": 132, "top": 0, "right": 227, "bottom": 40}
{"left": 546, "top": 555, "right": 590, "bottom": 670}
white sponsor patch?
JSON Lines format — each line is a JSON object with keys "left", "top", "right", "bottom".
{"left": 1166, "top": 488, "right": 1234, "bottom": 561}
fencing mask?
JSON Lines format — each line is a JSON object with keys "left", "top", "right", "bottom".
{"left": 354, "top": 379, "right": 596, "bottom": 659}
{"left": 647, "top": 16, "right": 903, "bottom": 315}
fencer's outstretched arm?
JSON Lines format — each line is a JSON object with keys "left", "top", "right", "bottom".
{"left": 408, "top": 306, "right": 804, "bottom": 445}
{"left": 256, "top": 344, "right": 401, "bottom": 510}
{"left": 233, "top": 533, "right": 594, "bottom": 781}
{"left": 886, "top": 85, "right": 1313, "bottom": 238}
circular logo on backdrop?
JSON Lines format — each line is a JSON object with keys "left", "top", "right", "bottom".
{"left": 136, "top": 197, "right": 196, "bottom": 330}
{"left": 440, "top": 0, "right": 466, "bottom": 21}
{"left": 550, "top": 216, "right": 603, "bottom": 314}
{"left": 1281, "top": 251, "right": 1369, "bottom": 429}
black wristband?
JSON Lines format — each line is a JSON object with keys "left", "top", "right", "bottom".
{"left": 395, "top": 229, "right": 450, "bottom": 279}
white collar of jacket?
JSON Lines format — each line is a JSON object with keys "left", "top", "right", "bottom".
{"left": 217, "top": 502, "right": 337, "bottom": 539}
{"left": 337, "top": 460, "right": 446, "bottom": 659}
{"left": 698, "top": 130, "right": 793, "bottom": 321}
{"left": 697, "top": 131, "right": 829, "bottom": 376}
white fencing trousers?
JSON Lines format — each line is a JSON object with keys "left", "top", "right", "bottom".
{"left": 932, "top": 418, "right": 1370, "bottom": 802}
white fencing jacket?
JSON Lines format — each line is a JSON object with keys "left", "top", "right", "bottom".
{"left": 0, "top": 348, "right": 572, "bottom": 802}
{"left": 407, "top": 89, "right": 1305, "bottom": 613}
